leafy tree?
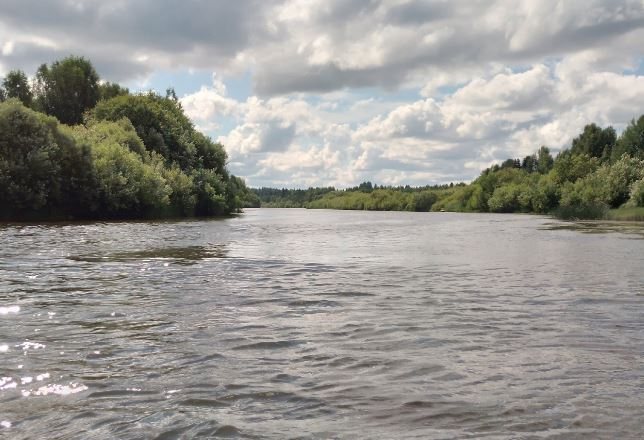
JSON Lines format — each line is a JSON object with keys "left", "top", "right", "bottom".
{"left": 552, "top": 151, "right": 600, "bottom": 183}
{"left": 626, "top": 178, "right": 644, "bottom": 207}
{"left": 159, "top": 163, "right": 197, "bottom": 216}
{"left": 521, "top": 154, "right": 537, "bottom": 173}
{"left": 0, "top": 100, "right": 97, "bottom": 219}
{"left": 487, "top": 184, "right": 522, "bottom": 212}
{"left": 531, "top": 174, "right": 560, "bottom": 213}
{"left": 571, "top": 123, "right": 616, "bottom": 160}
{"left": 92, "top": 93, "right": 227, "bottom": 174}
{"left": 98, "top": 82, "right": 129, "bottom": 101}
{"left": 2, "top": 70, "right": 33, "bottom": 107}
{"left": 411, "top": 190, "right": 438, "bottom": 211}
{"left": 357, "top": 181, "right": 374, "bottom": 192}
{"left": 72, "top": 122, "right": 170, "bottom": 217}
{"left": 33, "top": 56, "right": 100, "bottom": 125}
{"left": 536, "top": 146, "right": 554, "bottom": 174}
{"left": 501, "top": 158, "right": 520, "bottom": 169}
{"left": 612, "top": 116, "right": 644, "bottom": 161}
{"left": 191, "top": 169, "right": 227, "bottom": 216}
{"left": 166, "top": 87, "right": 178, "bottom": 101}
{"left": 559, "top": 155, "right": 644, "bottom": 210}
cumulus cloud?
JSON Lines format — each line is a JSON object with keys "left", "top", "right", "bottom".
{"left": 1, "top": 0, "right": 643, "bottom": 187}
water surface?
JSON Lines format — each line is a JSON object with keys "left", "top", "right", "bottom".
{"left": 1, "top": 209, "right": 643, "bottom": 439}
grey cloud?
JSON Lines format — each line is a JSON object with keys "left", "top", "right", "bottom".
{"left": 254, "top": 1, "right": 644, "bottom": 95}
{"left": 384, "top": 0, "right": 452, "bottom": 25}
{"left": 254, "top": 60, "right": 414, "bottom": 95}
{"left": 0, "top": 0, "right": 276, "bottom": 80}
{"left": 312, "top": 0, "right": 382, "bottom": 26}
{"left": 1, "top": 41, "right": 153, "bottom": 81}
{"left": 2, "top": 0, "right": 641, "bottom": 93}
{"left": 259, "top": 122, "right": 296, "bottom": 152}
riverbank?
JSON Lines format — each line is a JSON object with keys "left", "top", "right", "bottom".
{"left": 606, "top": 207, "right": 644, "bottom": 221}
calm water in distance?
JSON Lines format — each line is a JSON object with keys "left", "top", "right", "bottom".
{"left": 1, "top": 209, "right": 643, "bottom": 439}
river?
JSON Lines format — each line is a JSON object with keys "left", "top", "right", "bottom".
{"left": 1, "top": 209, "right": 643, "bottom": 439}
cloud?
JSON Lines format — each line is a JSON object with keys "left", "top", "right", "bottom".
{"left": 0, "top": 0, "right": 276, "bottom": 80}
{"left": 3, "top": 0, "right": 642, "bottom": 92}
{"left": 180, "top": 74, "right": 238, "bottom": 120}
{"left": 1, "top": 0, "right": 643, "bottom": 187}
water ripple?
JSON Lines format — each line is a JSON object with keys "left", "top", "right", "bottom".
{"left": 1, "top": 210, "right": 643, "bottom": 439}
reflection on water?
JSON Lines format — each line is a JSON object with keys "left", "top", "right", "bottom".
{"left": 541, "top": 220, "right": 644, "bottom": 238}
{"left": 68, "top": 244, "right": 229, "bottom": 264}
{"left": 1, "top": 210, "right": 643, "bottom": 439}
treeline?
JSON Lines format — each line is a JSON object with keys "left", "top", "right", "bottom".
{"left": 0, "top": 56, "right": 255, "bottom": 220}
{"left": 253, "top": 182, "right": 466, "bottom": 211}
{"left": 432, "top": 120, "right": 644, "bottom": 219}
{"left": 252, "top": 187, "right": 336, "bottom": 207}
{"left": 252, "top": 117, "right": 644, "bottom": 219}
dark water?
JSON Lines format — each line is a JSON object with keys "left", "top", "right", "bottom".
{"left": 1, "top": 209, "right": 643, "bottom": 439}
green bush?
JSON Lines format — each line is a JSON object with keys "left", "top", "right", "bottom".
{"left": 0, "top": 100, "right": 97, "bottom": 219}
{"left": 626, "top": 178, "right": 644, "bottom": 208}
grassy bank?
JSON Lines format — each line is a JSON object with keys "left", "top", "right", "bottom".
{"left": 605, "top": 207, "right": 644, "bottom": 221}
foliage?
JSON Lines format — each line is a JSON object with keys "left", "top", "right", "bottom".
{"left": 75, "top": 118, "right": 147, "bottom": 157}
{"left": 611, "top": 116, "right": 644, "bottom": 162}
{"left": 228, "top": 176, "right": 260, "bottom": 209}
{"left": 98, "top": 82, "right": 130, "bottom": 101}
{"left": 191, "top": 169, "right": 227, "bottom": 216}
{"left": 626, "top": 178, "right": 644, "bottom": 208}
{"left": 0, "top": 100, "right": 96, "bottom": 219}
{"left": 0, "top": 55, "right": 247, "bottom": 220}
{"left": 559, "top": 155, "right": 644, "bottom": 209}
{"left": 253, "top": 187, "right": 336, "bottom": 207}
{"left": 71, "top": 121, "right": 170, "bottom": 217}
{"left": 33, "top": 56, "right": 100, "bottom": 125}
{"left": 2, "top": 70, "right": 33, "bottom": 107}
{"left": 92, "top": 93, "right": 227, "bottom": 173}
{"left": 571, "top": 123, "right": 616, "bottom": 160}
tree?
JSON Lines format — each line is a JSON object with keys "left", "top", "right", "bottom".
{"left": 536, "top": 146, "right": 554, "bottom": 174}
{"left": 2, "top": 70, "right": 33, "bottom": 107}
{"left": 501, "top": 158, "right": 520, "bottom": 169}
{"left": 571, "top": 123, "right": 616, "bottom": 160}
{"left": 552, "top": 151, "right": 600, "bottom": 183}
{"left": 98, "top": 82, "right": 129, "bottom": 101}
{"left": 33, "top": 56, "right": 100, "bottom": 125}
{"left": 611, "top": 116, "right": 644, "bottom": 162}
{"left": 92, "top": 93, "right": 227, "bottom": 174}
{"left": 626, "top": 178, "right": 644, "bottom": 207}
{"left": 71, "top": 120, "right": 172, "bottom": 217}
{"left": 165, "top": 87, "right": 178, "bottom": 101}
{"left": 522, "top": 154, "right": 537, "bottom": 172}
{"left": 0, "top": 100, "right": 97, "bottom": 219}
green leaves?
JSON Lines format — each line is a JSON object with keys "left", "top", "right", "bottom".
{"left": 611, "top": 116, "right": 644, "bottom": 162}
{"left": 2, "top": 70, "right": 33, "bottom": 107}
{"left": 0, "top": 100, "right": 94, "bottom": 219}
{"left": 33, "top": 56, "right": 100, "bottom": 125}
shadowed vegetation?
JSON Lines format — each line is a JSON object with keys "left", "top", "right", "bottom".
{"left": 0, "top": 56, "right": 256, "bottom": 220}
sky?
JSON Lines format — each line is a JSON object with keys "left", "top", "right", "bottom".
{"left": 1, "top": 0, "right": 643, "bottom": 188}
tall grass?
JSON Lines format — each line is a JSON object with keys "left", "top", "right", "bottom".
{"left": 605, "top": 207, "right": 644, "bottom": 221}
{"left": 552, "top": 202, "right": 609, "bottom": 220}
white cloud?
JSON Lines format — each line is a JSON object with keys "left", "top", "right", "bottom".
{"left": 1, "top": 0, "right": 643, "bottom": 187}
{"left": 180, "top": 74, "right": 238, "bottom": 121}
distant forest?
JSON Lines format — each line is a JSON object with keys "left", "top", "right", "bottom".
{"left": 0, "top": 56, "right": 256, "bottom": 221}
{"left": 253, "top": 118, "right": 644, "bottom": 220}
